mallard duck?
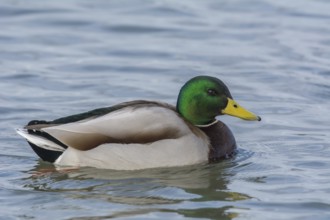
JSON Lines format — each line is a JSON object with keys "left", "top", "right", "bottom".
{"left": 17, "top": 76, "right": 261, "bottom": 170}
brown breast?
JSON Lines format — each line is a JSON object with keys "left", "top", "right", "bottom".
{"left": 199, "top": 121, "right": 237, "bottom": 162}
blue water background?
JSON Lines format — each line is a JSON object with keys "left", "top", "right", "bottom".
{"left": 1, "top": 0, "right": 330, "bottom": 219}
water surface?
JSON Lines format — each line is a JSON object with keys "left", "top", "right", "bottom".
{"left": 1, "top": 0, "right": 330, "bottom": 219}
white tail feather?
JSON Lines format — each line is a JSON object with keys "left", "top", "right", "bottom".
{"left": 16, "top": 129, "right": 65, "bottom": 152}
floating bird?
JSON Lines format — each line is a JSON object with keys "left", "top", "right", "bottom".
{"left": 17, "top": 76, "right": 261, "bottom": 170}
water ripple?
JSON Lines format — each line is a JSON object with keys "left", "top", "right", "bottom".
{"left": 1, "top": 0, "right": 330, "bottom": 219}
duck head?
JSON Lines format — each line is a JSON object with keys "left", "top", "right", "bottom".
{"left": 176, "top": 76, "right": 261, "bottom": 126}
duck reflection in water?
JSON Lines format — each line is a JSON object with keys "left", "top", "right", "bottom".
{"left": 23, "top": 159, "right": 250, "bottom": 219}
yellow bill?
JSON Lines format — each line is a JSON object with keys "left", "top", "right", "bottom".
{"left": 221, "top": 98, "right": 261, "bottom": 121}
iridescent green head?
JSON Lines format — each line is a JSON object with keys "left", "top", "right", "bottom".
{"left": 176, "top": 76, "right": 261, "bottom": 125}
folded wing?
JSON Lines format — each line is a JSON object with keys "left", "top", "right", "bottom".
{"left": 30, "top": 104, "right": 192, "bottom": 151}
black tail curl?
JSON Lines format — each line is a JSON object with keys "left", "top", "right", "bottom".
{"left": 28, "top": 141, "right": 63, "bottom": 163}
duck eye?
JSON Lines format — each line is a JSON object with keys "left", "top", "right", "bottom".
{"left": 207, "top": 89, "right": 217, "bottom": 96}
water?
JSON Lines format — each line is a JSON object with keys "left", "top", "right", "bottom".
{"left": 1, "top": 0, "right": 330, "bottom": 219}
